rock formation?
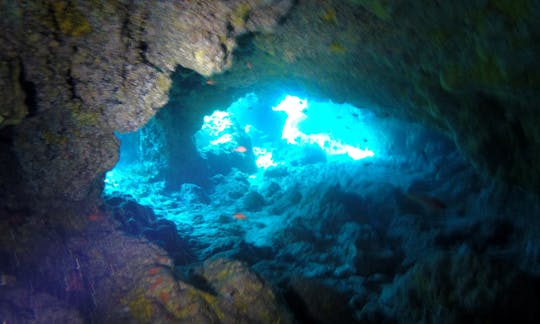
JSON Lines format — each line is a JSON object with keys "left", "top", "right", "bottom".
{"left": 1, "top": 0, "right": 540, "bottom": 322}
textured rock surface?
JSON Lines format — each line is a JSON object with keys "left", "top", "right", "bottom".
{"left": 162, "top": 0, "right": 540, "bottom": 193}
{"left": 2, "top": 0, "right": 539, "bottom": 206}
{"left": 0, "top": 288, "right": 84, "bottom": 323}
{"left": 0, "top": 0, "right": 291, "bottom": 206}
{"left": 144, "top": 0, "right": 293, "bottom": 77}
{"left": 2, "top": 0, "right": 540, "bottom": 321}
{"left": 0, "top": 58, "right": 28, "bottom": 128}
{"left": 379, "top": 249, "right": 540, "bottom": 323}
{"left": 191, "top": 258, "right": 293, "bottom": 323}
{"left": 284, "top": 276, "right": 356, "bottom": 324}
{"left": 0, "top": 201, "right": 291, "bottom": 323}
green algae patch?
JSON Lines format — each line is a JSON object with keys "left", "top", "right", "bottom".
{"left": 329, "top": 42, "right": 346, "bottom": 54}
{"left": 71, "top": 110, "right": 100, "bottom": 126}
{"left": 51, "top": 1, "right": 92, "bottom": 37}
{"left": 429, "top": 29, "right": 451, "bottom": 47}
{"left": 351, "top": 0, "right": 392, "bottom": 21}
{"left": 188, "top": 287, "right": 225, "bottom": 320}
{"left": 42, "top": 130, "right": 68, "bottom": 146}
{"left": 231, "top": 3, "right": 252, "bottom": 30}
{"left": 0, "top": 59, "right": 28, "bottom": 128}
{"left": 439, "top": 47, "right": 507, "bottom": 92}
{"left": 215, "top": 267, "right": 232, "bottom": 282}
{"left": 472, "top": 47, "right": 508, "bottom": 85}
{"left": 439, "top": 63, "right": 467, "bottom": 92}
{"left": 155, "top": 73, "right": 172, "bottom": 94}
{"left": 491, "top": 0, "right": 531, "bottom": 20}
{"left": 194, "top": 49, "right": 208, "bottom": 67}
{"left": 122, "top": 290, "right": 154, "bottom": 323}
{"left": 322, "top": 8, "right": 337, "bottom": 24}
{"left": 197, "top": 258, "right": 292, "bottom": 323}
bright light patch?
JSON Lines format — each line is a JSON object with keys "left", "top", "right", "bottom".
{"left": 104, "top": 170, "right": 120, "bottom": 189}
{"left": 195, "top": 110, "right": 238, "bottom": 157}
{"left": 193, "top": 93, "right": 378, "bottom": 172}
{"left": 202, "top": 111, "right": 233, "bottom": 136}
{"left": 346, "top": 146, "right": 375, "bottom": 160}
{"left": 272, "top": 95, "right": 308, "bottom": 144}
{"left": 272, "top": 95, "right": 375, "bottom": 160}
{"left": 210, "top": 134, "right": 233, "bottom": 145}
{"left": 253, "top": 147, "right": 279, "bottom": 169}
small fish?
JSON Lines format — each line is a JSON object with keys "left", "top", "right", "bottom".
{"left": 234, "top": 146, "right": 247, "bottom": 153}
{"left": 246, "top": 61, "right": 253, "bottom": 69}
{"left": 206, "top": 79, "right": 216, "bottom": 85}
{"left": 405, "top": 191, "right": 447, "bottom": 212}
{"left": 88, "top": 212, "right": 105, "bottom": 222}
{"left": 159, "top": 291, "right": 170, "bottom": 304}
{"left": 64, "top": 270, "right": 84, "bottom": 292}
{"left": 0, "top": 273, "right": 16, "bottom": 287}
{"left": 8, "top": 212, "right": 27, "bottom": 227}
{"left": 233, "top": 213, "right": 247, "bottom": 220}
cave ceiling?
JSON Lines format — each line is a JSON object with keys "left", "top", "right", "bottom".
{"left": 1, "top": 0, "right": 540, "bottom": 209}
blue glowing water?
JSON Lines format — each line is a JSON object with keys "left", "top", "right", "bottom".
{"left": 105, "top": 92, "right": 438, "bottom": 200}
{"left": 105, "top": 91, "right": 461, "bottom": 234}
{"left": 191, "top": 93, "right": 379, "bottom": 172}
{"left": 101, "top": 92, "right": 539, "bottom": 323}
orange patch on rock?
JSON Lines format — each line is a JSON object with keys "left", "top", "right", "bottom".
{"left": 159, "top": 291, "right": 170, "bottom": 304}
{"left": 155, "top": 255, "right": 172, "bottom": 266}
{"left": 88, "top": 212, "right": 105, "bottom": 222}
{"left": 150, "top": 277, "right": 164, "bottom": 291}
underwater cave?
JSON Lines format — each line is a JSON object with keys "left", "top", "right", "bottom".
{"left": 2, "top": 1, "right": 540, "bottom": 323}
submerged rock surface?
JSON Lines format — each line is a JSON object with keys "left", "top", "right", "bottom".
{"left": 103, "top": 116, "right": 540, "bottom": 322}
{"left": 0, "top": 0, "right": 291, "bottom": 206}
{"left": 0, "top": 201, "right": 292, "bottom": 323}
{"left": 2, "top": 0, "right": 540, "bottom": 323}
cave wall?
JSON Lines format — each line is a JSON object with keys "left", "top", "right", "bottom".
{"left": 1, "top": 0, "right": 540, "bottom": 211}
{"left": 0, "top": 0, "right": 292, "bottom": 210}
{"left": 162, "top": 0, "right": 540, "bottom": 193}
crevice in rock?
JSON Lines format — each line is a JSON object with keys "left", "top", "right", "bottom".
{"left": 66, "top": 67, "right": 82, "bottom": 101}
{"left": 283, "top": 287, "right": 324, "bottom": 324}
{"left": 235, "top": 33, "right": 257, "bottom": 57}
{"left": 46, "top": 2, "right": 66, "bottom": 44}
{"left": 18, "top": 60, "right": 38, "bottom": 117}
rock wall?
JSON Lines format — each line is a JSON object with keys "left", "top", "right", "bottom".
{"left": 161, "top": 0, "right": 540, "bottom": 194}
{"left": 1, "top": 0, "right": 540, "bottom": 207}
{"left": 2, "top": 1, "right": 540, "bottom": 322}
{"left": 0, "top": 0, "right": 291, "bottom": 208}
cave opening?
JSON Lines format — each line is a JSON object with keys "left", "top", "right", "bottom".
{"left": 95, "top": 31, "right": 540, "bottom": 316}
{"left": 5, "top": 1, "right": 540, "bottom": 322}
{"left": 103, "top": 86, "right": 472, "bottom": 261}
{"left": 101, "top": 83, "right": 505, "bottom": 320}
